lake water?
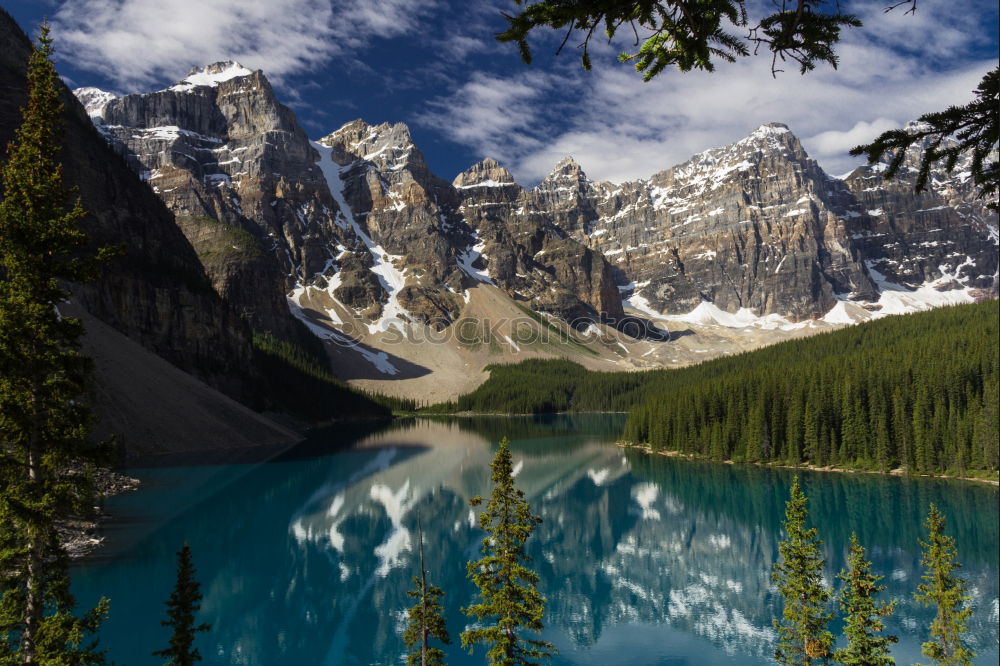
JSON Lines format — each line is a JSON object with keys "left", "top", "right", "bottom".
{"left": 73, "top": 415, "right": 999, "bottom": 665}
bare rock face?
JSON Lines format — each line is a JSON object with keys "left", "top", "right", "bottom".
{"left": 0, "top": 11, "right": 255, "bottom": 401}
{"left": 495, "top": 123, "right": 996, "bottom": 322}
{"left": 318, "top": 120, "right": 465, "bottom": 327}
{"left": 842, "top": 121, "right": 998, "bottom": 296}
{"left": 518, "top": 125, "right": 878, "bottom": 321}
{"left": 454, "top": 158, "right": 626, "bottom": 325}
{"left": 79, "top": 62, "right": 352, "bottom": 338}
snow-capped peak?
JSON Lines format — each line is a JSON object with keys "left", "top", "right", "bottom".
{"left": 750, "top": 122, "right": 790, "bottom": 137}
{"left": 168, "top": 61, "right": 254, "bottom": 92}
{"left": 453, "top": 157, "right": 517, "bottom": 189}
{"left": 539, "top": 156, "right": 590, "bottom": 188}
{"left": 73, "top": 87, "right": 118, "bottom": 120}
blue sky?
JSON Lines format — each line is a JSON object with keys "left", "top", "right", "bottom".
{"left": 5, "top": 0, "right": 998, "bottom": 186}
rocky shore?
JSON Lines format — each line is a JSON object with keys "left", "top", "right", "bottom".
{"left": 59, "top": 468, "right": 141, "bottom": 559}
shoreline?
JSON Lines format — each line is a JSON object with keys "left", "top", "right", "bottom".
{"left": 617, "top": 443, "right": 1000, "bottom": 487}
{"left": 61, "top": 468, "right": 141, "bottom": 559}
{"left": 402, "top": 410, "right": 630, "bottom": 417}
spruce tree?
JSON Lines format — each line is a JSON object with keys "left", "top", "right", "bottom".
{"left": 461, "top": 438, "right": 554, "bottom": 665}
{"left": 0, "top": 22, "right": 111, "bottom": 664}
{"left": 403, "top": 520, "right": 450, "bottom": 666}
{"left": 914, "top": 505, "right": 974, "bottom": 666}
{"left": 153, "top": 544, "right": 210, "bottom": 666}
{"left": 832, "top": 533, "right": 897, "bottom": 666}
{"left": 772, "top": 477, "right": 833, "bottom": 665}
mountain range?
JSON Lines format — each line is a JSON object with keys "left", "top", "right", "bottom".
{"left": 0, "top": 7, "right": 996, "bottom": 454}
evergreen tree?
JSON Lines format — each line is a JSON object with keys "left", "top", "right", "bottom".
{"left": 914, "top": 505, "right": 974, "bottom": 666}
{"left": 832, "top": 533, "right": 897, "bottom": 666}
{"left": 0, "top": 23, "right": 111, "bottom": 664}
{"left": 851, "top": 68, "right": 998, "bottom": 211}
{"left": 772, "top": 477, "right": 833, "bottom": 665}
{"left": 403, "top": 520, "right": 451, "bottom": 666}
{"left": 153, "top": 544, "right": 210, "bottom": 666}
{"left": 498, "top": 1, "right": 861, "bottom": 78}
{"left": 461, "top": 438, "right": 554, "bottom": 665}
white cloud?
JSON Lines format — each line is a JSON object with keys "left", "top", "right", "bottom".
{"left": 420, "top": 1, "right": 996, "bottom": 185}
{"left": 804, "top": 118, "right": 900, "bottom": 169}
{"left": 417, "top": 70, "right": 556, "bottom": 166}
{"left": 50, "top": 0, "right": 437, "bottom": 90}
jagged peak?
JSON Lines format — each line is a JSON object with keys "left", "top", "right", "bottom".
{"left": 541, "top": 156, "right": 589, "bottom": 185}
{"left": 734, "top": 122, "right": 801, "bottom": 152}
{"left": 72, "top": 87, "right": 118, "bottom": 120}
{"left": 752, "top": 121, "right": 791, "bottom": 135}
{"left": 904, "top": 119, "right": 932, "bottom": 133}
{"left": 168, "top": 61, "right": 255, "bottom": 92}
{"left": 453, "top": 157, "right": 518, "bottom": 189}
{"left": 73, "top": 85, "right": 115, "bottom": 97}
{"left": 318, "top": 118, "right": 424, "bottom": 171}
{"left": 321, "top": 118, "right": 414, "bottom": 147}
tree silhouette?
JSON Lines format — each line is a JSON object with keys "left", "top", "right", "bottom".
{"left": 0, "top": 22, "right": 111, "bottom": 665}
{"left": 833, "top": 533, "right": 897, "bottom": 666}
{"left": 403, "top": 520, "right": 451, "bottom": 666}
{"left": 153, "top": 544, "right": 211, "bottom": 666}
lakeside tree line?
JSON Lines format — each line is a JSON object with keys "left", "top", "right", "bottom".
{"left": 425, "top": 301, "right": 998, "bottom": 479}
{"left": 623, "top": 301, "right": 998, "bottom": 476}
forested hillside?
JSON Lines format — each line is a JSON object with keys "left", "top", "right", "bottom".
{"left": 427, "top": 301, "right": 998, "bottom": 477}
{"left": 422, "top": 358, "right": 671, "bottom": 414}
{"left": 623, "top": 301, "right": 998, "bottom": 476}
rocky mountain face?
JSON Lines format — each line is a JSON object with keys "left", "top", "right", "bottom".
{"left": 73, "top": 59, "right": 997, "bottom": 378}
{"left": 842, "top": 122, "right": 998, "bottom": 298}
{"left": 79, "top": 65, "right": 628, "bottom": 337}
{"left": 316, "top": 119, "right": 626, "bottom": 328}
{"left": 561, "top": 125, "right": 879, "bottom": 319}
{"left": 519, "top": 123, "right": 996, "bottom": 322}
{"left": 453, "top": 157, "right": 625, "bottom": 324}
{"left": 79, "top": 61, "right": 346, "bottom": 339}
{"left": 0, "top": 11, "right": 255, "bottom": 402}
{"left": 315, "top": 119, "right": 467, "bottom": 328}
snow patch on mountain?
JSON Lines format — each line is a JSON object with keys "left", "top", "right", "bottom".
{"left": 169, "top": 61, "right": 253, "bottom": 92}
{"left": 457, "top": 231, "right": 494, "bottom": 286}
{"left": 312, "top": 141, "right": 414, "bottom": 334}
{"left": 73, "top": 87, "right": 117, "bottom": 119}
{"left": 285, "top": 288, "right": 400, "bottom": 376}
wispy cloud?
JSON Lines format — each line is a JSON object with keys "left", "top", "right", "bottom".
{"left": 50, "top": 0, "right": 438, "bottom": 91}
{"left": 421, "top": 0, "right": 997, "bottom": 184}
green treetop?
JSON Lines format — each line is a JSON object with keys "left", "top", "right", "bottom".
{"left": 461, "top": 438, "right": 554, "bottom": 665}
{"left": 914, "top": 505, "right": 974, "bottom": 666}
{"left": 403, "top": 520, "right": 451, "bottom": 666}
{"left": 153, "top": 544, "right": 211, "bottom": 666}
{"left": 0, "top": 22, "right": 112, "bottom": 665}
{"left": 832, "top": 533, "right": 897, "bottom": 666}
{"left": 772, "top": 476, "right": 833, "bottom": 665}
{"left": 497, "top": 0, "right": 861, "bottom": 78}
{"left": 851, "top": 69, "right": 999, "bottom": 212}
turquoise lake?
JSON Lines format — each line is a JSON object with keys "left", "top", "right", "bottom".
{"left": 73, "top": 415, "right": 999, "bottom": 665}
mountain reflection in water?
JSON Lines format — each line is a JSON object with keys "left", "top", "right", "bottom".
{"left": 73, "top": 415, "right": 999, "bottom": 665}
